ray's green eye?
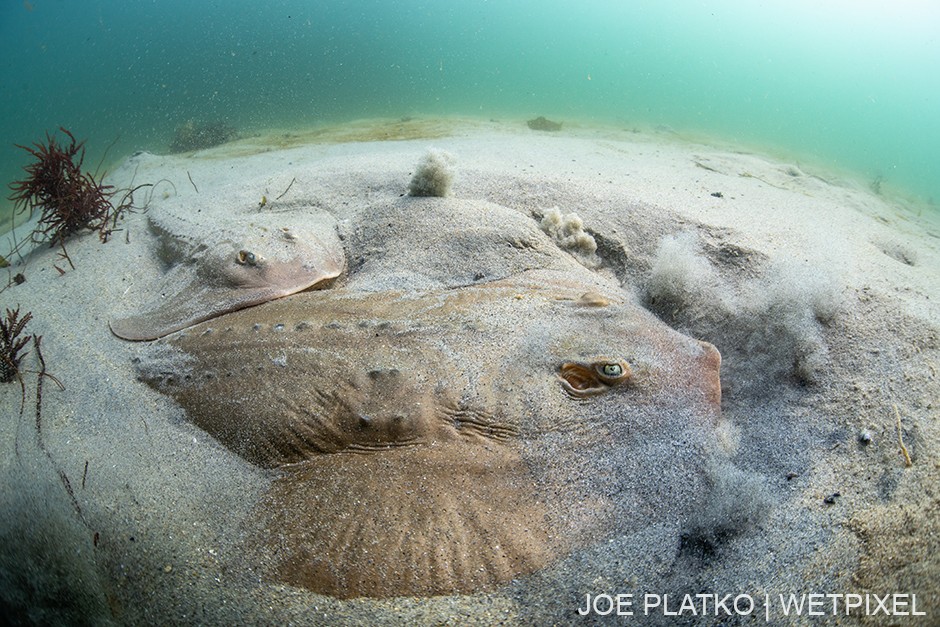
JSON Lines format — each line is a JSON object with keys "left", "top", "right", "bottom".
{"left": 600, "top": 363, "right": 622, "bottom": 377}
{"left": 236, "top": 250, "right": 258, "bottom": 266}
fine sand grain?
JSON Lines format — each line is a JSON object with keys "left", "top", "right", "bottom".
{"left": 1, "top": 118, "right": 937, "bottom": 625}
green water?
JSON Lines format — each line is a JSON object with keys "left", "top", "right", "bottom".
{"left": 1, "top": 0, "right": 938, "bottom": 228}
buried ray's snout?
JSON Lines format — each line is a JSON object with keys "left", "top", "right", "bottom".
{"left": 557, "top": 341, "right": 723, "bottom": 408}
{"left": 697, "top": 340, "right": 723, "bottom": 407}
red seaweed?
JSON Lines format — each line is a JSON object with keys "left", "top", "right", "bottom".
{"left": 8, "top": 127, "right": 136, "bottom": 252}
{"left": 0, "top": 306, "right": 32, "bottom": 384}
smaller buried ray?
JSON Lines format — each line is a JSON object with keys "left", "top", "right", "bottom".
{"left": 110, "top": 207, "right": 345, "bottom": 341}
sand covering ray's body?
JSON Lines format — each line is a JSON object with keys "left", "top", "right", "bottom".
{"left": 3, "top": 123, "right": 936, "bottom": 624}
{"left": 129, "top": 193, "right": 723, "bottom": 598}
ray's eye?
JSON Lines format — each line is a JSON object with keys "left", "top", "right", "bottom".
{"left": 558, "top": 358, "right": 632, "bottom": 398}
{"left": 236, "top": 250, "right": 258, "bottom": 266}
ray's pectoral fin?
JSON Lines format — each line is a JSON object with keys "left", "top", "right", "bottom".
{"left": 248, "top": 442, "right": 554, "bottom": 599}
{"left": 111, "top": 231, "right": 345, "bottom": 341}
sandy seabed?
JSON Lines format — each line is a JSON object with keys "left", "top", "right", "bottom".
{"left": 1, "top": 118, "right": 938, "bottom": 625}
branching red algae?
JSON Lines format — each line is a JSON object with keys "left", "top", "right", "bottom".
{"left": 8, "top": 127, "right": 138, "bottom": 251}
{"left": 0, "top": 306, "right": 32, "bottom": 384}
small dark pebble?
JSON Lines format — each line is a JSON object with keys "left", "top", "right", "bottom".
{"left": 785, "top": 471, "right": 799, "bottom": 481}
{"left": 711, "top": 191, "right": 723, "bottom": 198}
{"left": 527, "top": 116, "right": 562, "bottom": 131}
{"left": 13, "top": 273, "right": 26, "bottom": 285}
{"left": 823, "top": 492, "right": 841, "bottom": 505}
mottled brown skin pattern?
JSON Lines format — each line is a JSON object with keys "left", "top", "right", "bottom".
{"left": 140, "top": 272, "right": 722, "bottom": 598}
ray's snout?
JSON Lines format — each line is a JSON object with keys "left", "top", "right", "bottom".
{"left": 697, "top": 340, "right": 722, "bottom": 408}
